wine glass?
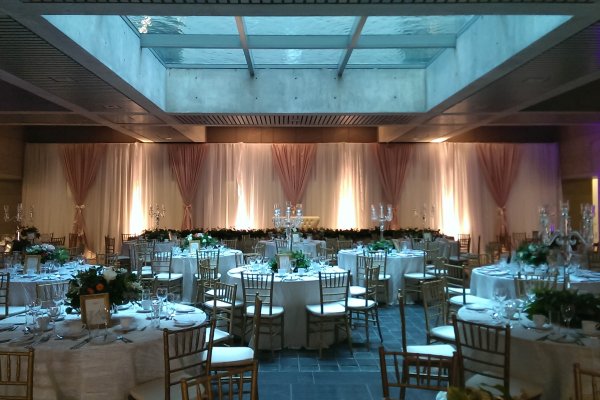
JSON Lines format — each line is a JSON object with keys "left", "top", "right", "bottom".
{"left": 156, "top": 287, "right": 168, "bottom": 316}
{"left": 493, "top": 285, "right": 508, "bottom": 320}
{"left": 48, "top": 305, "right": 61, "bottom": 338}
{"left": 561, "top": 303, "right": 576, "bottom": 331}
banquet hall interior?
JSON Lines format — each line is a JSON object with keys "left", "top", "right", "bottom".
{"left": 0, "top": 1, "right": 600, "bottom": 399}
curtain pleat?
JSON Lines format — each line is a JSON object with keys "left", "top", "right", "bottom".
{"left": 60, "top": 144, "right": 107, "bottom": 252}
{"left": 271, "top": 144, "right": 317, "bottom": 205}
{"left": 373, "top": 144, "right": 414, "bottom": 229}
{"left": 168, "top": 144, "right": 207, "bottom": 230}
{"left": 476, "top": 143, "right": 522, "bottom": 240}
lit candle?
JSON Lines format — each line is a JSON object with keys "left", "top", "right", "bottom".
{"left": 380, "top": 204, "right": 384, "bottom": 219}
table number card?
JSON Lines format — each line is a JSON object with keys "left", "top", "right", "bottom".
{"left": 80, "top": 293, "right": 110, "bottom": 327}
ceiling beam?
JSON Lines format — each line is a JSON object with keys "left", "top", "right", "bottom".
{"left": 235, "top": 16, "right": 254, "bottom": 77}
{"left": 7, "top": 1, "right": 598, "bottom": 17}
{"left": 140, "top": 33, "right": 456, "bottom": 49}
{"left": 337, "top": 16, "right": 367, "bottom": 77}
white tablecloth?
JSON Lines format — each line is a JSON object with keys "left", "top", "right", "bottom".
{"left": 337, "top": 249, "right": 424, "bottom": 304}
{"left": 0, "top": 304, "right": 206, "bottom": 399}
{"left": 9, "top": 263, "right": 90, "bottom": 306}
{"left": 471, "top": 265, "right": 600, "bottom": 299}
{"left": 171, "top": 249, "right": 242, "bottom": 302}
{"left": 227, "top": 266, "right": 346, "bottom": 349}
{"left": 261, "top": 239, "right": 325, "bottom": 260}
{"left": 458, "top": 303, "right": 600, "bottom": 400}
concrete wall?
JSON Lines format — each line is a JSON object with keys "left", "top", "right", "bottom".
{"left": 560, "top": 126, "right": 600, "bottom": 179}
{"left": 0, "top": 128, "right": 25, "bottom": 235}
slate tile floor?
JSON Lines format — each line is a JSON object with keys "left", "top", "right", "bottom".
{"left": 255, "top": 303, "right": 440, "bottom": 400}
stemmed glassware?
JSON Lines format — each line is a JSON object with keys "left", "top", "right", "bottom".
{"left": 156, "top": 287, "right": 168, "bottom": 316}
{"left": 48, "top": 305, "right": 61, "bottom": 339}
{"left": 561, "top": 303, "right": 576, "bottom": 333}
{"left": 492, "top": 285, "right": 508, "bottom": 322}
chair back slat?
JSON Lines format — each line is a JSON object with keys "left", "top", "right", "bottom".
{"left": 241, "top": 272, "right": 275, "bottom": 315}
{"left": 181, "top": 360, "right": 259, "bottom": 400}
{"left": 318, "top": 271, "right": 349, "bottom": 313}
{"left": 574, "top": 362, "right": 600, "bottom": 400}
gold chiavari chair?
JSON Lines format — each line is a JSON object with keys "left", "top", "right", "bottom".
{"left": 452, "top": 315, "right": 542, "bottom": 400}
{"left": 347, "top": 264, "right": 383, "bottom": 350}
{"left": 306, "top": 270, "right": 352, "bottom": 358}
{"left": 378, "top": 347, "right": 457, "bottom": 400}
{"left": 574, "top": 362, "right": 600, "bottom": 400}
{"left": 240, "top": 272, "right": 284, "bottom": 355}
{"left": 151, "top": 251, "right": 183, "bottom": 295}
{"left": 129, "top": 320, "right": 215, "bottom": 400}
{"left": 421, "top": 279, "right": 455, "bottom": 345}
{"left": 0, "top": 348, "right": 35, "bottom": 400}
{"left": 181, "top": 361, "right": 259, "bottom": 400}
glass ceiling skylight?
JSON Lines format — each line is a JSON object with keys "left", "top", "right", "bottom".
{"left": 125, "top": 15, "right": 476, "bottom": 70}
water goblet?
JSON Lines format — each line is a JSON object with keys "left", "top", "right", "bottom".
{"left": 48, "top": 305, "right": 61, "bottom": 338}
{"left": 492, "top": 285, "right": 508, "bottom": 321}
{"left": 561, "top": 303, "right": 576, "bottom": 332}
{"left": 156, "top": 287, "right": 168, "bottom": 316}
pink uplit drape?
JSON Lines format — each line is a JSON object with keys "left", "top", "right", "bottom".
{"left": 60, "top": 144, "right": 106, "bottom": 250}
{"left": 271, "top": 144, "right": 317, "bottom": 205}
{"left": 476, "top": 143, "right": 521, "bottom": 240}
{"left": 168, "top": 144, "right": 207, "bottom": 230}
{"left": 374, "top": 144, "right": 414, "bottom": 229}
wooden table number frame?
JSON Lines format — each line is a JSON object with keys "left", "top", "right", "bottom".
{"left": 80, "top": 293, "right": 110, "bottom": 327}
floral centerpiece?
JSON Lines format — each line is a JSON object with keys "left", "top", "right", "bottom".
{"left": 515, "top": 242, "right": 549, "bottom": 266}
{"left": 368, "top": 239, "right": 393, "bottom": 253}
{"left": 524, "top": 288, "right": 600, "bottom": 328}
{"left": 268, "top": 250, "right": 309, "bottom": 273}
{"left": 25, "top": 243, "right": 69, "bottom": 264}
{"left": 65, "top": 267, "right": 142, "bottom": 313}
{"left": 180, "top": 232, "right": 218, "bottom": 250}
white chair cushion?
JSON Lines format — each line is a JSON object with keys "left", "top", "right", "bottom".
{"left": 431, "top": 325, "right": 456, "bottom": 342}
{"left": 306, "top": 303, "right": 346, "bottom": 316}
{"left": 435, "top": 392, "right": 448, "bottom": 400}
{"left": 403, "top": 272, "right": 437, "bottom": 280}
{"left": 203, "top": 299, "right": 243, "bottom": 309}
{"left": 447, "top": 287, "right": 471, "bottom": 295}
{"left": 245, "top": 304, "right": 284, "bottom": 317}
{"left": 346, "top": 297, "right": 376, "bottom": 310}
{"left": 378, "top": 274, "right": 391, "bottom": 280}
{"left": 406, "top": 344, "right": 455, "bottom": 357}
{"left": 466, "top": 374, "right": 543, "bottom": 399}
{"left": 207, "top": 328, "right": 231, "bottom": 344}
{"left": 449, "top": 294, "right": 487, "bottom": 306}
{"left": 155, "top": 273, "right": 183, "bottom": 281}
{"left": 349, "top": 285, "right": 366, "bottom": 297}
{"left": 194, "top": 273, "right": 222, "bottom": 280}
{"left": 210, "top": 346, "right": 254, "bottom": 368}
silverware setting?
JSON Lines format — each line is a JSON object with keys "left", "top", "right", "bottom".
{"left": 70, "top": 337, "right": 92, "bottom": 350}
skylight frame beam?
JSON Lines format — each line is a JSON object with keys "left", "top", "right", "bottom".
{"left": 140, "top": 33, "right": 456, "bottom": 49}
{"left": 337, "top": 16, "right": 367, "bottom": 77}
{"left": 235, "top": 16, "right": 254, "bottom": 77}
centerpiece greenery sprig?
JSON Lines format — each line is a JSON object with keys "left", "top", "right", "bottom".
{"left": 25, "top": 243, "right": 69, "bottom": 264}
{"left": 268, "top": 250, "right": 309, "bottom": 273}
{"left": 515, "top": 242, "right": 550, "bottom": 266}
{"left": 524, "top": 288, "right": 600, "bottom": 328}
{"left": 368, "top": 239, "right": 393, "bottom": 253}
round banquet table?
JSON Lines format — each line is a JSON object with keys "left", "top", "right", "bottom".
{"left": 261, "top": 239, "right": 326, "bottom": 260}
{"left": 227, "top": 266, "right": 347, "bottom": 350}
{"left": 336, "top": 249, "right": 424, "bottom": 304}
{"left": 8, "top": 262, "right": 91, "bottom": 306}
{"left": 458, "top": 302, "right": 600, "bottom": 400}
{"left": 0, "top": 303, "right": 206, "bottom": 400}
{"left": 471, "top": 265, "right": 600, "bottom": 300}
{"left": 171, "top": 249, "right": 242, "bottom": 302}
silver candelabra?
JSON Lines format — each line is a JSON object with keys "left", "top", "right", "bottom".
{"left": 3, "top": 203, "right": 33, "bottom": 240}
{"left": 371, "top": 203, "right": 393, "bottom": 241}
{"left": 149, "top": 204, "right": 165, "bottom": 230}
{"left": 273, "top": 203, "right": 304, "bottom": 252}
{"left": 539, "top": 201, "right": 595, "bottom": 272}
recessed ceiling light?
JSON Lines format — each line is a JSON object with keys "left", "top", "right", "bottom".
{"left": 103, "top": 104, "right": 121, "bottom": 109}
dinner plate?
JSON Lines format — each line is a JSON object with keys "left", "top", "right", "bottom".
{"left": 9, "top": 336, "right": 35, "bottom": 347}
{"left": 172, "top": 318, "right": 196, "bottom": 327}
{"left": 175, "top": 306, "right": 195, "bottom": 314}
{"left": 522, "top": 320, "right": 552, "bottom": 331}
{"left": 466, "top": 304, "right": 488, "bottom": 311}
{"left": 136, "top": 309, "right": 152, "bottom": 314}
{"left": 113, "top": 323, "right": 137, "bottom": 333}
{"left": 487, "top": 270, "right": 509, "bottom": 276}
{"left": 117, "top": 303, "right": 132, "bottom": 311}
{"left": 0, "top": 323, "right": 15, "bottom": 332}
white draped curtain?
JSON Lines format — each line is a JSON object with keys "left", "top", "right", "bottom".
{"left": 22, "top": 142, "right": 561, "bottom": 255}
